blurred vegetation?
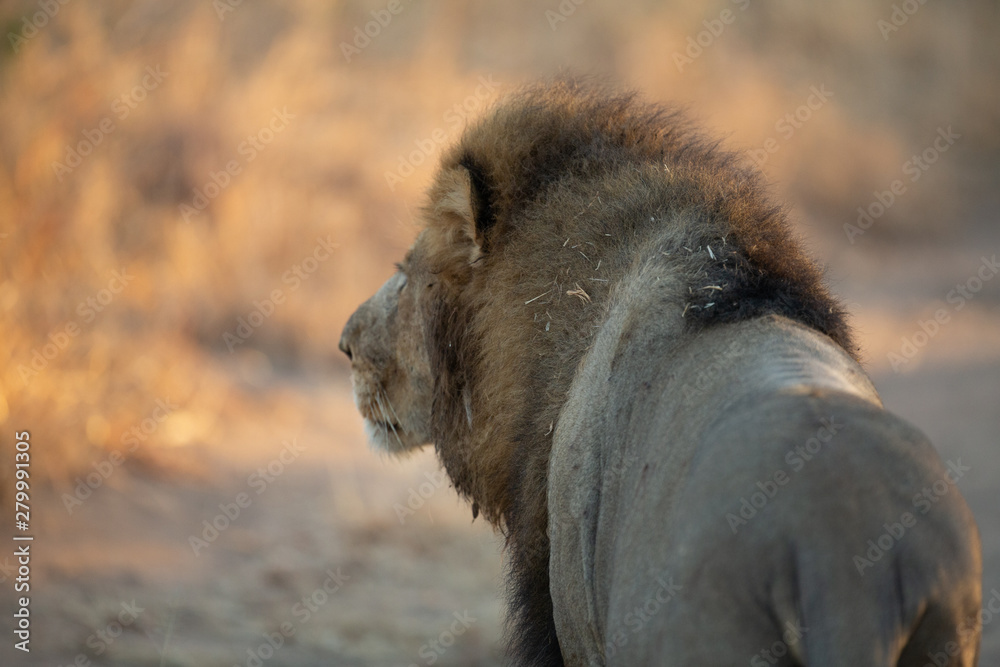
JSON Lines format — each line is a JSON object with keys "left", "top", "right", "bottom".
{"left": 1, "top": 0, "right": 998, "bottom": 488}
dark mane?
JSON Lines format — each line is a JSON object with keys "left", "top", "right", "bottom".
{"left": 420, "top": 78, "right": 855, "bottom": 666}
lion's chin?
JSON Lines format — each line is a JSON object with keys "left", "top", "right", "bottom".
{"left": 363, "top": 418, "right": 425, "bottom": 456}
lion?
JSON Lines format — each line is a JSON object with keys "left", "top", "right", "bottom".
{"left": 339, "top": 80, "right": 982, "bottom": 666}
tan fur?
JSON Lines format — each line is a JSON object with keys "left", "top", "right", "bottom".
{"left": 340, "top": 80, "right": 982, "bottom": 666}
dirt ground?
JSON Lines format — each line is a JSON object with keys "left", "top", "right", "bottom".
{"left": 5, "top": 380, "right": 508, "bottom": 667}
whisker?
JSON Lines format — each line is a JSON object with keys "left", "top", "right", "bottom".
{"left": 381, "top": 389, "right": 404, "bottom": 424}
{"left": 372, "top": 392, "right": 388, "bottom": 439}
{"left": 375, "top": 386, "right": 405, "bottom": 450}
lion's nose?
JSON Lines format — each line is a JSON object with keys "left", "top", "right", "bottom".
{"left": 338, "top": 334, "right": 352, "bottom": 360}
{"left": 339, "top": 312, "right": 361, "bottom": 360}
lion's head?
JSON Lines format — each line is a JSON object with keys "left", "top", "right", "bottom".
{"left": 338, "top": 155, "right": 492, "bottom": 449}
{"left": 339, "top": 160, "right": 510, "bottom": 515}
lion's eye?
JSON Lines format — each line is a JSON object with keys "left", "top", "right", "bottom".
{"left": 398, "top": 275, "right": 407, "bottom": 293}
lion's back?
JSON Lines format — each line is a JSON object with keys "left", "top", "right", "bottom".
{"left": 550, "top": 315, "right": 981, "bottom": 665}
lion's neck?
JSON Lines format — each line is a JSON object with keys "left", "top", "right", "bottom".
{"left": 439, "top": 227, "right": 718, "bottom": 525}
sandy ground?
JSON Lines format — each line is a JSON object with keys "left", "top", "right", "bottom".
{"left": 3, "top": 377, "right": 507, "bottom": 666}
{"left": 3, "top": 236, "right": 999, "bottom": 667}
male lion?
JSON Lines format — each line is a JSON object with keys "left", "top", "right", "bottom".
{"left": 339, "top": 81, "right": 982, "bottom": 666}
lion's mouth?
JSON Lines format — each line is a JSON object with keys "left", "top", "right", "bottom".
{"left": 374, "top": 419, "right": 402, "bottom": 432}
{"left": 358, "top": 406, "right": 402, "bottom": 433}
{"left": 363, "top": 417, "right": 413, "bottom": 454}
{"left": 352, "top": 381, "right": 420, "bottom": 453}
{"left": 353, "top": 385, "right": 397, "bottom": 426}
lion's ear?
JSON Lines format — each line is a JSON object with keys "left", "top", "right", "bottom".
{"left": 435, "top": 159, "right": 496, "bottom": 264}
